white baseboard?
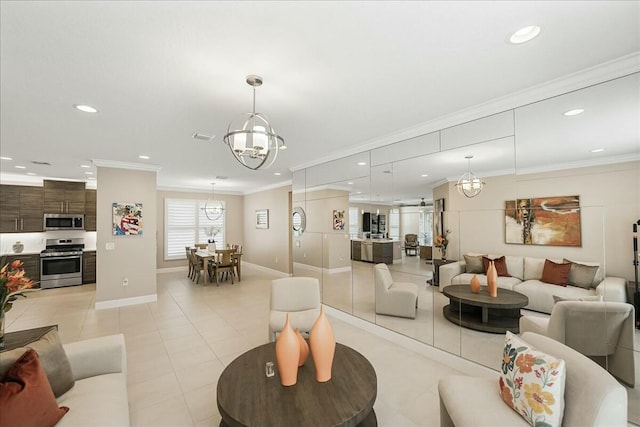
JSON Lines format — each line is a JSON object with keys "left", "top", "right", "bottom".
{"left": 157, "top": 266, "right": 188, "bottom": 274}
{"left": 323, "top": 305, "right": 496, "bottom": 378}
{"left": 241, "top": 261, "right": 290, "bottom": 278}
{"left": 95, "top": 293, "right": 158, "bottom": 310}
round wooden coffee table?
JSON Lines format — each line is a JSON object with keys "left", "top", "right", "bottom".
{"left": 442, "top": 285, "right": 529, "bottom": 333}
{"left": 217, "top": 342, "right": 377, "bottom": 427}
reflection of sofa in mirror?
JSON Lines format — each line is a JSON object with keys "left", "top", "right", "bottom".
{"left": 520, "top": 300, "right": 635, "bottom": 387}
{"left": 374, "top": 263, "right": 418, "bottom": 319}
{"left": 439, "top": 255, "right": 627, "bottom": 314}
{"left": 404, "top": 233, "right": 419, "bottom": 256}
{"left": 438, "top": 332, "right": 628, "bottom": 427}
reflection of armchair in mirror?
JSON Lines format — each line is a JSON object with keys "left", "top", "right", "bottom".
{"left": 404, "top": 233, "right": 419, "bottom": 256}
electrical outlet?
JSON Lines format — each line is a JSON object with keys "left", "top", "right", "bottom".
{"left": 106, "top": 242, "right": 115, "bottom": 250}
{"left": 122, "top": 277, "right": 128, "bottom": 286}
{"left": 275, "top": 257, "right": 278, "bottom": 263}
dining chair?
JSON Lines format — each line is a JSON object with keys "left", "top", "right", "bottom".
{"left": 194, "top": 243, "right": 207, "bottom": 249}
{"left": 185, "top": 246, "right": 195, "bottom": 279}
{"left": 188, "top": 248, "right": 206, "bottom": 284}
{"left": 211, "top": 249, "right": 235, "bottom": 285}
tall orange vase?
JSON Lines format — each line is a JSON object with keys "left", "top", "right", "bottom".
{"left": 275, "top": 314, "right": 300, "bottom": 386}
{"left": 295, "top": 328, "right": 309, "bottom": 367}
{"left": 309, "top": 306, "right": 336, "bottom": 382}
{"left": 487, "top": 261, "right": 498, "bottom": 297}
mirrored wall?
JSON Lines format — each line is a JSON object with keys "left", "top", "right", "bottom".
{"left": 292, "top": 72, "right": 640, "bottom": 423}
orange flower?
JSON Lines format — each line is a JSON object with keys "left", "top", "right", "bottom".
{"left": 499, "top": 377, "right": 514, "bottom": 408}
{"left": 516, "top": 353, "right": 537, "bottom": 373}
{"left": 10, "top": 260, "right": 22, "bottom": 270}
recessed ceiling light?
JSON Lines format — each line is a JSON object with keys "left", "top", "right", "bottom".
{"left": 357, "top": 162, "right": 367, "bottom": 166}
{"left": 85, "top": 171, "right": 94, "bottom": 175}
{"left": 27, "top": 172, "right": 37, "bottom": 176}
{"left": 420, "top": 174, "right": 429, "bottom": 177}
{"left": 280, "top": 144, "right": 287, "bottom": 150}
{"left": 273, "top": 172, "right": 281, "bottom": 176}
{"left": 73, "top": 104, "right": 98, "bottom": 113}
{"left": 80, "top": 164, "right": 91, "bottom": 168}
{"left": 15, "top": 165, "right": 26, "bottom": 169}
{"left": 0, "top": 156, "right": 12, "bottom": 161}
{"left": 509, "top": 25, "right": 541, "bottom": 44}
{"left": 138, "top": 155, "right": 150, "bottom": 160}
{"left": 347, "top": 181, "right": 354, "bottom": 185}
{"left": 590, "top": 148, "right": 605, "bottom": 153}
{"left": 564, "top": 109, "right": 584, "bottom": 116}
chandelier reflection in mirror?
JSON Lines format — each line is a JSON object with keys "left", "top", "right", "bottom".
{"left": 202, "top": 183, "right": 224, "bottom": 221}
{"left": 456, "top": 155, "right": 485, "bottom": 198}
{"left": 223, "top": 75, "right": 286, "bottom": 170}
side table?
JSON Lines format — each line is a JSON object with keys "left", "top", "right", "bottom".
{"left": 1, "top": 325, "right": 57, "bottom": 352}
{"left": 427, "top": 259, "right": 455, "bottom": 286}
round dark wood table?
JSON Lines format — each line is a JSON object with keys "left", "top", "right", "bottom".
{"left": 442, "top": 285, "right": 529, "bottom": 333}
{"left": 217, "top": 342, "right": 377, "bottom": 427}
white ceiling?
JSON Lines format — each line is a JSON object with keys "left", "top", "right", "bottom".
{"left": 1, "top": 1, "right": 639, "bottom": 196}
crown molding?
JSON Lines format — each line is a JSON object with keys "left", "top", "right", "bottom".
{"left": 291, "top": 52, "right": 640, "bottom": 172}
{"left": 92, "top": 159, "right": 163, "bottom": 172}
{"left": 242, "top": 180, "right": 292, "bottom": 195}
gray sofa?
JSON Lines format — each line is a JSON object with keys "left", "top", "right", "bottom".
{"left": 438, "top": 332, "right": 628, "bottom": 427}
{"left": 57, "top": 334, "right": 130, "bottom": 427}
{"left": 439, "top": 255, "right": 627, "bottom": 314}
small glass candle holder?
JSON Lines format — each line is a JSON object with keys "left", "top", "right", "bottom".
{"left": 265, "top": 361, "right": 275, "bottom": 378}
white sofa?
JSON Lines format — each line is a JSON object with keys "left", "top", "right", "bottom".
{"left": 438, "top": 332, "right": 628, "bottom": 427}
{"left": 439, "top": 255, "right": 627, "bottom": 314}
{"left": 57, "top": 334, "right": 130, "bottom": 427}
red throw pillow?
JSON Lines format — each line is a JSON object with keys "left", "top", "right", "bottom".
{"left": 0, "top": 349, "right": 69, "bottom": 427}
{"left": 541, "top": 259, "right": 571, "bottom": 286}
{"left": 482, "top": 256, "right": 511, "bottom": 277}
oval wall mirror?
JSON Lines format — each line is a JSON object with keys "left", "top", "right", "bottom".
{"left": 292, "top": 206, "right": 306, "bottom": 235}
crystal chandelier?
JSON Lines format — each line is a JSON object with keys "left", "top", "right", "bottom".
{"left": 202, "top": 183, "right": 224, "bottom": 221}
{"left": 456, "top": 155, "right": 485, "bottom": 198}
{"left": 223, "top": 75, "right": 286, "bottom": 170}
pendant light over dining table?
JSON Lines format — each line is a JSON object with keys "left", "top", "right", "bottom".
{"left": 223, "top": 75, "right": 286, "bottom": 170}
{"left": 202, "top": 183, "right": 224, "bottom": 221}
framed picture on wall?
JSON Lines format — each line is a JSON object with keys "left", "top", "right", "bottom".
{"left": 113, "top": 202, "right": 143, "bottom": 236}
{"left": 333, "top": 209, "right": 345, "bottom": 230}
{"left": 434, "top": 198, "right": 445, "bottom": 238}
{"left": 256, "top": 209, "right": 269, "bottom": 229}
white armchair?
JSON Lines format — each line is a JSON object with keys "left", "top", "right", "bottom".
{"left": 374, "top": 263, "right": 418, "bottom": 319}
{"left": 268, "top": 277, "right": 321, "bottom": 342}
{"left": 519, "top": 300, "right": 635, "bottom": 387}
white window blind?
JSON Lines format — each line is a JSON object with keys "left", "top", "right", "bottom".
{"left": 349, "top": 207, "right": 359, "bottom": 239}
{"left": 165, "top": 198, "right": 226, "bottom": 261}
{"left": 419, "top": 210, "right": 434, "bottom": 246}
{"left": 389, "top": 208, "right": 400, "bottom": 241}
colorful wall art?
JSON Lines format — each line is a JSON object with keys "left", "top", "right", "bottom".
{"left": 333, "top": 209, "right": 345, "bottom": 230}
{"left": 505, "top": 195, "right": 581, "bottom": 246}
{"left": 113, "top": 202, "right": 143, "bottom": 236}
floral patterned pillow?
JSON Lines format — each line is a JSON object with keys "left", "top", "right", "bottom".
{"left": 499, "top": 332, "right": 566, "bottom": 427}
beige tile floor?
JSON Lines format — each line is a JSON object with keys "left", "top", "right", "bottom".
{"left": 4, "top": 263, "right": 469, "bottom": 427}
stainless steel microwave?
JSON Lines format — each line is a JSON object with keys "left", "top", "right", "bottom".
{"left": 44, "top": 214, "right": 84, "bottom": 231}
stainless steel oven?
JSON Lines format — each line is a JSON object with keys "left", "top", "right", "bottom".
{"left": 40, "top": 238, "right": 84, "bottom": 289}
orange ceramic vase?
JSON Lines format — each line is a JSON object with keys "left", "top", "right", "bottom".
{"left": 487, "top": 261, "right": 498, "bottom": 297}
{"left": 295, "top": 328, "right": 310, "bottom": 367}
{"left": 470, "top": 275, "right": 481, "bottom": 293}
{"left": 309, "top": 307, "right": 336, "bottom": 382}
{"left": 275, "top": 314, "right": 300, "bottom": 386}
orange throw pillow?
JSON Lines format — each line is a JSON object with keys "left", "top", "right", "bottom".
{"left": 0, "top": 349, "right": 69, "bottom": 427}
{"left": 482, "top": 256, "right": 511, "bottom": 277}
{"left": 541, "top": 259, "right": 571, "bottom": 287}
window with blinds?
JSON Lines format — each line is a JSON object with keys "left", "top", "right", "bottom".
{"left": 349, "top": 207, "right": 359, "bottom": 238}
{"left": 389, "top": 208, "right": 400, "bottom": 241}
{"left": 165, "top": 198, "right": 226, "bottom": 261}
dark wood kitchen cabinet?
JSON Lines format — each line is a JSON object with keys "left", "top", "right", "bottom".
{"left": 84, "top": 189, "right": 96, "bottom": 231}
{"left": 0, "top": 185, "right": 44, "bottom": 233}
{"left": 82, "top": 251, "right": 96, "bottom": 284}
{"left": 43, "top": 180, "right": 86, "bottom": 214}
{"left": 2, "top": 254, "right": 40, "bottom": 287}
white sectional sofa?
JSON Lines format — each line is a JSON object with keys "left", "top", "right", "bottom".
{"left": 57, "top": 334, "right": 130, "bottom": 427}
{"left": 439, "top": 255, "right": 627, "bottom": 314}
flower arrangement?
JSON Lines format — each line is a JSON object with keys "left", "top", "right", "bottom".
{"left": 1, "top": 259, "right": 37, "bottom": 314}
{"left": 434, "top": 229, "right": 452, "bottom": 260}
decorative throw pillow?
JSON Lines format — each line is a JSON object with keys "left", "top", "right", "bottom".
{"left": 540, "top": 259, "right": 571, "bottom": 286}
{"left": 562, "top": 259, "right": 599, "bottom": 289}
{"left": 0, "top": 328, "right": 74, "bottom": 397}
{"left": 464, "top": 255, "right": 485, "bottom": 274}
{"left": 0, "top": 349, "right": 69, "bottom": 427}
{"left": 482, "top": 256, "right": 511, "bottom": 277}
{"left": 499, "top": 332, "right": 566, "bottom": 427}
{"left": 552, "top": 294, "right": 603, "bottom": 304}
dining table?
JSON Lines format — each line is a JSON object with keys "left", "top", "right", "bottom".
{"left": 195, "top": 249, "right": 242, "bottom": 283}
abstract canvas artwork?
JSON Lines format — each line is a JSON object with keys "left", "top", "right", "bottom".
{"left": 333, "top": 209, "right": 345, "bottom": 230}
{"left": 505, "top": 195, "right": 581, "bottom": 246}
{"left": 113, "top": 202, "right": 143, "bottom": 236}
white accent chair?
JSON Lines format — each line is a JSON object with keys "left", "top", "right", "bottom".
{"left": 438, "top": 332, "right": 628, "bottom": 427}
{"left": 268, "top": 277, "right": 321, "bottom": 342}
{"left": 519, "top": 300, "right": 635, "bottom": 387}
{"left": 374, "top": 263, "right": 419, "bottom": 319}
